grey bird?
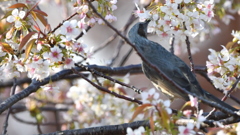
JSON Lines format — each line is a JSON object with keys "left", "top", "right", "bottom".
{"left": 128, "top": 21, "right": 238, "bottom": 113}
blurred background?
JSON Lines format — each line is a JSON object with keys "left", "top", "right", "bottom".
{"left": 0, "top": 0, "right": 240, "bottom": 134}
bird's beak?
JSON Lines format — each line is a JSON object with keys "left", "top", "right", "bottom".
{"left": 145, "top": 19, "right": 151, "bottom": 23}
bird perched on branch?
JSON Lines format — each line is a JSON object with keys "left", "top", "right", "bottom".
{"left": 128, "top": 20, "right": 238, "bottom": 113}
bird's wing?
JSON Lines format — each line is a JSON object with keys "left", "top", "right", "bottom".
{"left": 145, "top": 42, "right": 203, "bottom": 98}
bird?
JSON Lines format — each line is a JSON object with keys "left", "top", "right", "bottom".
{"left": 128, "top": 20, "right": 238, "bottom": 114}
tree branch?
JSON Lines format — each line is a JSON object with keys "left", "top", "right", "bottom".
{"left": 41, "top": 120, "right": 150, "bottom": 135}
{"left": 0, "top": 64, "right": 142, "bottom": 114}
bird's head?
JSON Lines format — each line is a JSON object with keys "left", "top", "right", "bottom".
{"left": 128, "top": 20, "right": 150, "bottom": 40}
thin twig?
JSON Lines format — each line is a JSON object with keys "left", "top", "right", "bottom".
{"left": 37, "top": 123, "right": 43, "bottom": 134}
{"left": 222, "top": 77, "right": 240, "bottom": 101}
{"left": 183, "top": 22, "right": 195, "bottom": 74}
{"left": 108, "top": 40, "right": 124, "bottom": 66}
{"left": 92, "top": 33, "right": 118, "bottom": 54}
{"left": 49, "top": 12, "right": 78, "bottom": 34}
{"left": 119, "top": 48, "right": 133, "bottom": 66}
{"left": 72, "top": 68, "right": 142, "bottom": 104}
{"left": 92, "top": 13, "right": 136, "bottom": 56}
{"left": 75, "top": 26, "right": 91, "bottom": 40}
{"left": 170, "top": 34, "right": 175, "bottom": 54}
{"left": 54, "top": 110, "right": 61, "bottom": 131}
{"left": 75, "top": 64, "right": 142, "bottom": 94}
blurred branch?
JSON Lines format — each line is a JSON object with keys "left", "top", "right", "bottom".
{"left": 108, "top": 11, "right": 137, "bottom": 66}
{"left": 2, "top": 78, "right": 17, "bottom": 135}
{"left": 119, "top": 48, "right": 133, "bottom": 66}
{"left": 92, "top": 33, "right": 118, "bottom": 54}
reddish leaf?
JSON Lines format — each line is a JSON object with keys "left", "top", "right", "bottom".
{"left": 0, "top": 42, "right": 14, "bottom": 54}
{"left": 28, "top": 1, "right": 40, "bottom": 13}
{"left": 130, "top": 103, "right": 152, "bottom": 122}
{"left": 30, "top": 11, "right": 37, "bottom": 20}
{"left": 19, "top": 32, "right": 37, "bottom": 50}
{"left": 34, "top": 25, "right": 40, "bottom": 31}
{"left": 45, "top": 24, "right": 51, "bottom": 32}
{"left": 8, "top": 3, "right": 28, "bottom": 8}
{"left": 33, "top": 9, "right": 48, "bottom": 16}
{"left": 23, "top": 39, "right": 36, "bottom": 62}
{"left": 149, "top": 115, "right": 155, "bottom": 133}
{"left": 35, "top": 12, "right": 47, "bottom": 26}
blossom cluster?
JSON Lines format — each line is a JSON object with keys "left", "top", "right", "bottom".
{"left": 73, "top": 0, "right": 117, "bottom": 26}
{"left": 64, "top": 77, "right": 140, "bottom": 128}
{"left": 0, "top": 0, "right": 118, "bottom": 81}
{"left": 214, "top": 0, "right": 240, "bottom": 25}
{"left": 136, "top": 0, "right": 214, "bottom": 41}
{"left": 139, "top": 89, "right": 206, "bottom": 134}
{"left": 206, "top": 31, "right": 240, "bottom": 93}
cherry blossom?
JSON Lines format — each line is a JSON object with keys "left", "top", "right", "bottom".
{"left": 178, "top": 123, "right": 196, "bottom": 135}
{"left": 60, "top": 20, "right": 80, "bottom": 41}
{"left": 6, "top": 9, "right": 26, "bottom": 29}
{"left": 64, "top": 58, "right": 75, "bottom": 69}
{"left": 105, "top": 14, "right": 117, "bottom": 23}
{"left": 160, "top": 99, "right": 172, "bottom": 114}
{"left": 47, "top": 46, "right": 64, "bottom": 62}
{"left": 206, "top": 44, "right": 239, "bottom": 92}
{"left": 126, "top": 126, "right": 145, "bottom": 135}
{"left": 72, "top": 41, "right": 87, "bottom": 53}
{"left": 189, "top": 95, "right": 198, "bottom": 108}
{"left": 183, "top": 110, "right": 192, "bottom": 119}
{"left": 231, "top": 30, "right": 240, "bottom": 44}
{"left": 141, "top": 88, "right": 160, "bottom": 104}
{"left": 26, "top": 59, "right": 50, "bottom": 80}
{"left": 196, "top": 110, "right": 206, "bottom": 129}
{"left": 135, "top": 0, "right": 215, "bottom": 42}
